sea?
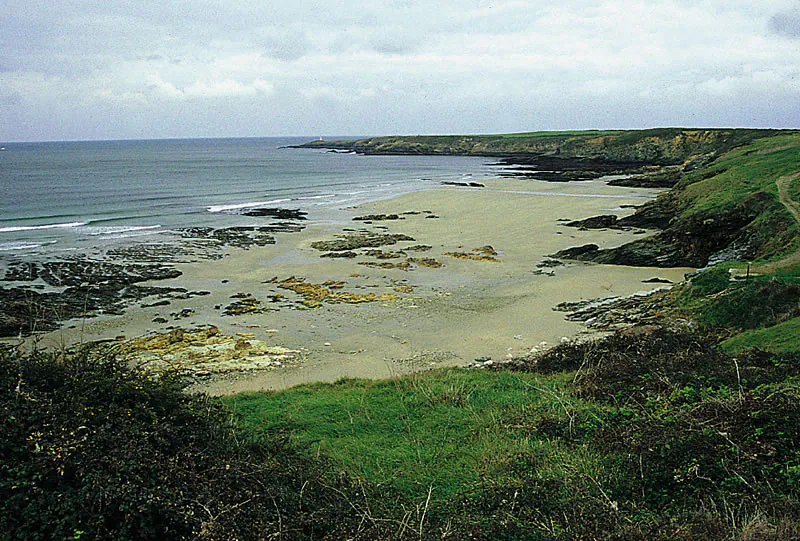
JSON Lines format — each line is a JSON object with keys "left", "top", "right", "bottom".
{"left": 0, "top": 137, "right": 496, "bottom": 259}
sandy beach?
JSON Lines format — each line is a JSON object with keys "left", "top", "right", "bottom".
{"left": 29, "top": 178, "right": 694, "bottom": 393}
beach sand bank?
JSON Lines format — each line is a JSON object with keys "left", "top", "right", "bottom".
{"left": 30, "top": 178, "right": 694, "bottom": 394}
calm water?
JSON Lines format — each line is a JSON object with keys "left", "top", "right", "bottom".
{"left": 0, "top": 137, "right": 495, "bottom": 257}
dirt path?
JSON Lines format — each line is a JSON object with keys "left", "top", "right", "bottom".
{"left": 754, "top": 173, "right": 800, "bottom": 273}
{"left": 777, "top": 174, "right": 800, "bottom": 224}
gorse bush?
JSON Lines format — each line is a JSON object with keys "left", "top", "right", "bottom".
{"left": 0, "top": 346, "right": 363, "bottom": 540}
{"left": 512, "top": 329, "right": 800, "bottom": 536}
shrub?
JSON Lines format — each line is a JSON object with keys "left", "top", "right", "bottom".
{"left": 0, "top": 347, "right": 362, "bottom": 540}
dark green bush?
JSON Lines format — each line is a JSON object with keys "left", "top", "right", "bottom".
{"left": 0, "top": 347, "right": 362, "bottom": 540}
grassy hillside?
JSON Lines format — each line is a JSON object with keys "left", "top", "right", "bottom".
{"left": 556, "top": 133, "right": 800, "bottom": 267}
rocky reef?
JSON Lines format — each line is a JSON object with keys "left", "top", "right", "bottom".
{"left": 0, "top": 259, "right": 184, "bottom": 337}
{"left": 0, "top": 212, "right": 310, "bottom": 338}
{"left": 444, "top": 246, "right": 501, "bottom": 263}
{"left": 264, "top": 276, "right": 401, "bottom": 309}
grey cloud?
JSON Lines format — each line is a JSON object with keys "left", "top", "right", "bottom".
{"left": 259, "top": 28, "right": 311, "bottom": 61}
{"left": 769, "top": 8, "right": 800, "bottom": 38}
{"left": 2, "top": 1, "right": 799, "bottom": 142}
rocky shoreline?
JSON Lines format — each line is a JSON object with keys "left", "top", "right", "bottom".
{"left": 0, "top": 209, "right": 310, "bottom": 339}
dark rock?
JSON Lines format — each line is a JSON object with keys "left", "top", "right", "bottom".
{"left": 0, "top": 257, "right": 190, "bottom": 337}
{"left": 564, "top": 215, "right": 620, "bottom": 230}
{"left": 552, "top": 244, "right": 601, "bottom": 259}
{"left": 178, "top": 226, "right": 279, "bottom": 248}
{"left": 353, "top": 214, "right": 404, "bottom": 221}
{"left": 2, "top": 260, "right": 181, "bottom": 288}
{"left": 642, "top": 277, "right": 673, "bottom": 284}
{"left": 143, "top": 300, "right": 171, "bottom": 307}
{"left": 241, "top": 207, "right": 307, "bottom": 220}
{"left": 171, "top": 308, "right": 194, "bottom": 319}
{"left": 536, "top": 259, "right": 563, "bottom": 268}
{"left": 555, "top": 238, "right": 685, "bottom": 268}
{"left": 553, "top": 290, "right": 673, "bottom": 331}
{"left": 311, "top": 233, "right": 415, "bottom": 252}
{"left": 320, "top": 251, "right": 358, "bottom": 259}
{"left": 607, "top": 166, "right": 682, "bottom": 187}
{"left": 616, "top": 199, "right": 675, "bottom": 230}
{"left": 441, "top": 181, "right": 485, "bottom": 188}
{"left": 500, "top": 171, "right": 601, "bottom": 182}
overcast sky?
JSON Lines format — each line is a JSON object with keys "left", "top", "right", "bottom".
{"left": 2, "top": 0, "right": 799, "bottom": 141}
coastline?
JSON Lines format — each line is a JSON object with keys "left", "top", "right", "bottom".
{"left": 18, "top": 177, "right": 694, "bottom": 393}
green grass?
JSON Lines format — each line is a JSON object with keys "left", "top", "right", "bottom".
{"left": 224, "top": 369, "right": 603, "bottom": 502}
{"left": 678, "top": 134, "right": 800, "bottom": 216}
{"left": 223, "top": 331, "right": 800, "bottom": 538}
{"left": 671, "top": 268, "right": 800, "bottom": 335}
{"left": 721, "top": 316, "right": 800, "bottom": 353}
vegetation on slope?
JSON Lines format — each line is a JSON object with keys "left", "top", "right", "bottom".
{"left": 558, "top": 133, "right": 800, "bottom": 267}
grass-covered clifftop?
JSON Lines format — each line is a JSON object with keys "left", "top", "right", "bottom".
{"left": 301, "top": 128, "right": 788, "bottom": 164}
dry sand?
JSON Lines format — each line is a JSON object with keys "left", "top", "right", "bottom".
{"left": 33, "top": 178, "right": 694, "bottom": 393}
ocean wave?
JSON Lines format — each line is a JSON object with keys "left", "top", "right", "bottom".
{"left": 0, "top": 221, "right": 87, "bottom": 233}
{"left": 297, "top": 194, "right": 335, "bottom": 201}
{"left": 81, "top": 225, "right": 162, "bottom": 236}
{"left": 0, "top": 213, "right": 76, "bottom": 224}
{"left": 0, "top": 240, "right": 58, "bottom": 252}
{"left": 87, "top": 215, "right": 163, "bottom": 226}
{"left": 206, "top": 199, "right": 292, "bottom": 213}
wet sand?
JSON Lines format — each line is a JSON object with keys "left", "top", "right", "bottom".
{"left": 32, "top": 178, "right": 694, "bottom": 393}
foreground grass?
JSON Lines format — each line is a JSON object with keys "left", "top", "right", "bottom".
{"left": 3, "top": 332, "right": 798, "bottom": 538}
{"left": 225, "top": 330, "right": 800, "bottom": 538}
{"left": 225, "top": 370, "right": 603, "bottom": 502}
